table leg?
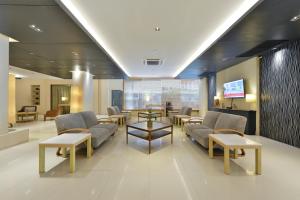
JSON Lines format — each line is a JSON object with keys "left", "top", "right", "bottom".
{"left": 87, "top": 137, "right": 92, "bottom": 158}
{"left": 39, "top": 145, "right": 45, "bottom": 173}
{"left": 208, "top": 138, "right": 214, "bottom": 158}
{"left": 234, "top": 148, "right": 238, "bottom": 159}
{"left": 224, "top": 146, "right": 230, "bottom": 174}
{"left": 149, "top": 132, "right": 152, "bottom": 154}
{"left": 126, "top": 126, "right": 128, "bottom": 144}
{"left": 70, "top": 145, "right": 76, "bottom": 173}
{"left": 62, "top": 147, "right": 67, "bottom": 158}
{"left": 255, "top": 147, "right": 262, "bottom": 175}
{"left": 171, "top": 126, "right": 173, "bottom": 144}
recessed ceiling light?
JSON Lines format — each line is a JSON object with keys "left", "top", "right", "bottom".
{"left": 49, "top": 60, "right": 55, "bottom": 63}
{"left": 72, "top": 51, "right": 79, "bottom": 56}
{"left": 272, "top": 47, "right": 277, "bottom": 50}
{"left": 29, "top": 24, "right": 43, "bottom": 32}
{"left": 290, "top": 14, "right": 300, "bottom": 22}
{"left": 29, "top": 52, "right": 34, "bottom": 55}
{"left": 154, "top": 27, "right": 160, "bottom": 31}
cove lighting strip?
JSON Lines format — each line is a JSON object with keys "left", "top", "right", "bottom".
{"left": 172, "top": 0, "right": 261, "bottom": 77}
{"left": 59, "top": 0, "right": 131, "bottom": 77}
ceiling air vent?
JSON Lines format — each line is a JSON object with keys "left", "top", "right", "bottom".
{"left": 144, "top": 59, "right": 163, "bottom": 66}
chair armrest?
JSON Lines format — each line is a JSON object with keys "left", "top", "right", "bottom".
{"left": 214, "top": 128, "right": 245, "bottom": 137}
{"left": 168, "top": 111, "right": 179, "bottom": 113}
{"left": 121, "top": 111, "right": 131, "bottom": 113}
{"left": 58, "top": 128, "right": 90, "bottom": 135}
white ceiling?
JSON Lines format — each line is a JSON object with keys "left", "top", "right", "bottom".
{"left": 59, "top": 0, "right": 260, "bottom": 78}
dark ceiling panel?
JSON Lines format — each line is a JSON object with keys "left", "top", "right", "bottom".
{"left": 0, "top": 0, "right": 127, "bottom": 79}
{"left": 178, "top": 0, "right": 300, "bottom": 78}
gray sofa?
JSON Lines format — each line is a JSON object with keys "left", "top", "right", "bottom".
{"left": 55, "top": 111, "right": 118, "bottom": 149}
{"left": 168, "top": 106, "right": 192, "bottom": 123}
{"left": 107, "top": 106, "right": 131, "bottom": 120}
{"left": 186, "top": 111, "right": 247, "bottom": 148}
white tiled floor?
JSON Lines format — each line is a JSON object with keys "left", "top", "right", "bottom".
{"left": 1, "top": 119, "right": 300, "bottom": 200}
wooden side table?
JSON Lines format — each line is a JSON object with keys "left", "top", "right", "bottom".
{"left": 39, "top": 133, "right": 92, "bottom": 173}
{"left": 110, "top": 115, "right": 125, "bottom": 126}
{"left": 208, "top": 134, "right": 262, "bottom": 175}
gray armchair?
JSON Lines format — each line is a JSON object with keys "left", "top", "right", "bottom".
{"left": 55, "top": 111, "right": 118, "bottom": 153}
{"left": 168, "top": 106, "right": 192, "bottom": 123}
{"left": 186, "top": 111, "right": 247, "bottom": 150}
{"left": 107, "top": 106, "right": 131, "bottom": 120}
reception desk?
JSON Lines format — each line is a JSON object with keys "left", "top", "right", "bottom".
{"left": 209, "top": 108, "right": 256, "bottom": 135}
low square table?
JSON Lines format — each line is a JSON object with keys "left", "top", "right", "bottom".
{"left": 39, "top": 133, "right": 92, "bottom": 173}
{"left": 126, "top": 121, "right": 173, "bottom": 154}
{"left": 138, "top": 111, "right": 162, "bottom": 122}
{"left": 209, "top": 134, "right": 262, "bottom": 175}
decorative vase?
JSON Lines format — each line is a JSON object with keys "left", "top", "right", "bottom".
{"left": 147, "top": 119, "right": 153, "bottom": 128}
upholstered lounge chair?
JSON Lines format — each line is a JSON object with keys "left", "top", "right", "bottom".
{"left": 168, "top": 106, "right": 192, "bottom": 123}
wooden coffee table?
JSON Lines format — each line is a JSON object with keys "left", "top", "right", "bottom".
{"left": 126, "top": 121, "right": 173, "bottom": 154}
{"left": 209, "top": 134, "right": 262, "bottom": 175}
{"left": 138, "top": 111, "right": 162, "bottom": 122}
{"left": 39, "top": 133, "right": 92, "bottom": 173}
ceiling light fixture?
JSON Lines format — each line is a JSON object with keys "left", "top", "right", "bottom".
{"left": 154, "top": 27, "right": 160, "bottom": 31}
{"left": 9, "top": 37, "right": 19, "bottom": 42}
{"left": 29, "top": 24, "right": 43, "bottom": 32}
{"left": 290, "top": 14, "right": 300, "bottom": 22}
{"left": 72, "top": 51, "right": 79, "bottom": 56}
{"left": 59, "top": 0, "right": 131, "bottom": 77}
{"left": 173, "top": 0, "right": 260, "bottom": 77}
{"left": 272, "top": 47, "right": 277, "bottom": 50}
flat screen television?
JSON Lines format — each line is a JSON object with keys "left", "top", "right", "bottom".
{"left": 223, "top": 79, "right": 245, "bottom": 98}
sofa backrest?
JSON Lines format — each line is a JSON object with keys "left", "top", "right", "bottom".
{"left": 202, "top": 111, "right": 222, "bottom": 129}
{"left": 214, "top": 113, "right": 247, "bottom": 133}
{"left": 107, "top": 107, "right": 115, "bottom": 116}
{"left": 79, "top": 111, "right": 98, "bottom": 128}
{"left": 55, "top": 113, "right": 87, "bottom": 133}
{"left": 184, "top": 107, "right": 192, "bottom": 116}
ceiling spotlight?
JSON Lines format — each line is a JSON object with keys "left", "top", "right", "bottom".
{"left": 154, "top": 27, "right": 160, "bottom": 31}
{"left": 290, "top": 14, "right": 300, "bottom": 22}
{"left": 72, "top": 51, "right": 79, "bottom": 56}
{"left": 28, "top": 52, "right": 34, "bottom": 55}
{"left": 29, "top": 24, "right": 43, "bottom": 32}
{"left": 49, "top": 60, "right": 55, "bottom": 63}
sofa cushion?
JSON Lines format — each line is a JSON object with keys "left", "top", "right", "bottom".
{"left": 202, "top": 111, "right": 221, "bottom": 129}
{"left": 89, "top": 127, "right": 111, "bottom": 148}
{"left": 214, "top": 113, "right": 247, "bottom": 133}
{"left": 185, "top": 124, "right": 210, "bottom": 135}
{"left": 55, "top": 113, "right": 87, "bottom": 133}
{"left": 92, "top": 123, "right": 118, "bottom": 133}
{"left": 189, "top": 128, "right": 214, "bottom": 148}
{"left": 24, "top": 107, "right": 36, "bottom": 112}
{"left": 80, "top": 111, "right": 98, "bottom": 128}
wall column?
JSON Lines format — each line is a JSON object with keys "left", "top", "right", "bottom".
{"left": 0, "top": 34, "right": 9, "bottom": 134}
{"left": 70, "top": 71, "right": 94, "bottom": 113}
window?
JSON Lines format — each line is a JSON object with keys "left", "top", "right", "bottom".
{"left": 124, "top": 79, "right": 200, "bottom": 109}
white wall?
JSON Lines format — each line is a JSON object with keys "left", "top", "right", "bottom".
{"left": 97, "top": 79, "right": 124, "bottom": 114}
{"left": 16, "top": 79, "right": 72, "bottom": 115}
{"left": 215, "top": 57, "right": 260, "bottom": 134}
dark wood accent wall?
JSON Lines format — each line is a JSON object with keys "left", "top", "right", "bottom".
{"left": 260, "top": 40, "right": 300, "bottom": 148}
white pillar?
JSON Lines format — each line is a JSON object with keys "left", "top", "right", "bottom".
{"left": 0, "top": 34, "right": 9, "bottom": 134}
{"left": 70, "top": 71, "right": 94, "bottom": 113}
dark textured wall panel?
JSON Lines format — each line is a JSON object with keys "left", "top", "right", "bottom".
{"left": 207, "top": 73, "right": 216, "bottom": 109}
{"left": 260, "top": 40, "right": 300, "bottom": 147}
